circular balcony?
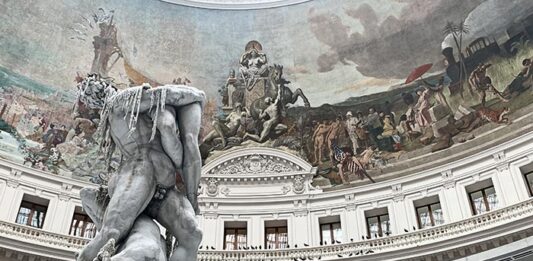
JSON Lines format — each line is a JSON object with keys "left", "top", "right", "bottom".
{"left": 0, "top": 129, "right": 532, "bottom": 260}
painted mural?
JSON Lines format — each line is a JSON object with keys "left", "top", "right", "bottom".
{"left": 0, "top": 0, "right": 532, "bottom": 187}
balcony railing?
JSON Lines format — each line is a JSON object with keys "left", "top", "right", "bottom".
{"left": 197, "top": 198, "right": 533, "bottom": 260}
{"left": 1, "top": 198, "right": 532, "bottom": 260}
{"left": 0, "top": 220, "right": 89, "bottom": 250}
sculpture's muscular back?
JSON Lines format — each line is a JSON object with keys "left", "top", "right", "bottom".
{"left": 108, "top": 109, "right": 176, "bottom": 188}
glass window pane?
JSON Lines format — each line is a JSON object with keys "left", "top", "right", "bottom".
{"left": 526, "top": 173, "right": 533, "bottom": 195}
{"left": 380, "top": 215, "right": 390, "bottom": 235}
{"left": 485, "top": 187, "right": 498, "bottom": 211}
{"left": 431, "top": 204, "right": 444, "bottom": 225}
{"left": 85, "top": 222, "right": 96, "bottom": 238}
{"left": 470, "top": 191, "right": 486, "bottom": 214}
{"left": 367, "top": 217, "right": 379, "bottom": 238}
{"left": 320, "top": 224, "right": 332, "bottom": 243}
{"left": 225, "top": 229, "right": 236, "bottom": 250}
{"left": 237, "top": 229, "right": 247, "bottom": 249}
{"left": 278, "top": 228, "right": 288, "bottom": 249}
{"left": 266, "top": 228, "right": 276, "bottom": 249}
{"left": 16, "top": 202, "right": 48, "bottom": 228}
{"left": 332, "top": 223, "right": 342, "bottom": 242}
{"left": 417, "top": 206, "right": 432, "bottom": 228}
{"left": 16, "top": 207, "right": 31, "bottom": 225}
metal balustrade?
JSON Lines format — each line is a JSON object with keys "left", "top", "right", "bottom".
{"left": 2, "top": 197, "right": 532, "bottom": 260}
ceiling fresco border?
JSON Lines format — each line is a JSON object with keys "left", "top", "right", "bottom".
{"left": 158, "top": 0, "right": 313, "bottom": 10}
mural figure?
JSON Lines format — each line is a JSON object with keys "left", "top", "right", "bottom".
{"left": 414, "top": 87, "right": 432, "bottom": 128}
{"left": 220, "top": 69, "right": 240, "bottom": 108}
{"left": 243, "top": 85, "right": 287, "bottom": 142}
{"left": 203, "top": 103, "right": 247, "bottom": 148}
{"left": 345, "top": 111, "right": 359, "bottom": 154}
{"left": 203, "top": 42, "right": 310, "bottom": 153}
{"left": 312, "top": 120, "right": 329, "bottom": 164}
{"left": 90, "top": 9, "right": 122, "bottom": 77}
{"left": 468, "top": 63, "right": 509, "bottom": 106}
{"left": 239, "top": 41, "right": 269, "bottom": 92}
{"left": 1, "top": 2, "right": 533, "bottom": 193}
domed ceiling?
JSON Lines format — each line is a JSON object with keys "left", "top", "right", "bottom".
{"left": 0, "top": 0, "right": 532, "bottom": 187}
{"left": 5, "top": 0, "right": 528, "bottom": 105}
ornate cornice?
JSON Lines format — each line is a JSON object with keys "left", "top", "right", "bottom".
{"left": 158, "top": 0, "right": 312, "bottom": 10}
{"left": 202, "top": 147, "right": 313, "bottom": 177}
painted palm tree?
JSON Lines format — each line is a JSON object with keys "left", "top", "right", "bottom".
{"left": 443, "top": 21, "right": 472, "bottom": 98}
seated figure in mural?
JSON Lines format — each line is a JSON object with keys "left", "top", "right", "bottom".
{"left": 505, "top": 58, "right": 533, "bottom": 95}
{"left": 239, "top": 47, "right": 269, "bottom": 89}
{"left": 468, "top": 63, "right": 509, "bottom": 106}
{"left": 243, "top": 86, "right": 286, "bottom": 142}
{"left": 76, "top": 84, "right": 204, "bottom": 261}
{"left": 202, "top": 103, "right": 248, "bottom": 148}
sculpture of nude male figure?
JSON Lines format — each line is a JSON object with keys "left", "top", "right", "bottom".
{"left": 76, "top": 85, "right": 205, "bottom": 261}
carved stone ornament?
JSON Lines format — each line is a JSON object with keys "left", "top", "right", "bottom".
{"left": 391, "top": 184, "right": 404, "bottom": 202}
{"left": 281, "top": 185, "right": 291, "bottom": 195}
{"left": 206, "top": 178, "right": 219, "bottom": 197}
{"left": 441, "top": 170, "right": 455, "bottom": 189}
{"left": 208, "top": 154, "right": 302, "bottom": 175}
{"left": 221, "top": 187, "right": 230, "bottom": 196}
{"left": 292, "top": 175, "right": 305, "bottom": 194}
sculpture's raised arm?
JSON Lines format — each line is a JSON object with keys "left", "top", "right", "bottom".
{"left": 140, "top": 85, "right": 206, "bottom": 112}
{"left": 103, "top": 84, "right": 206, "bottom": 117}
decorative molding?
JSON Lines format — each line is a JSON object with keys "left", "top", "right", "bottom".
{"left": 206, "top": 178, "right": 219, "bottom": 197}
{"left": 6, "top": 168, "right": 22, "bottom": 188}
{"left": 393, "top": 194, "right": 405, "bottom": 203}
{"left": 294, "top": 209, "right": 308, "bottom": 217}
{"left": 203, "top": 212, "right": 219, "bottom": 219}
{"left": 443, "top": 180, "right": 456, "bottom": 189}
{"left": 493, "top": 151, "right": 506, "bottom": 162}
{"left": 292, "top": 175, "right": 305, "bottom": 194}
{"left": 207, "top": 154, "right": 302, "bottom": 175}
{"left": 10, "top": 168, "right": 22, "bottom": 178}
{"left": 391, "top": 184, "right": 404, "bottom": 202}
{"left": 441, "top": 169, "right": 455, "bottom": 189}
{"left": 344, "top": 193, "right": 355, "bottom": 201}
{"left": 220, "top": 187, "right": 230, "bottom": 196}
{"left": 441, "top": 169, "right": 453, "bottom": 179}
{"left": 346, "top": 203, "right": 356, "bottom": 211}
{"left": 159, "top": 0, "right": 313, "bottom": 10}
{"left": 496, "top": 163, "right": 510, "bottom": 173}
{"left": 281, "top": 185, "right": 291, "bottom": 195}
{"left": 202, "top": 147, "right": 313, "bottom": 177}
{"left": 6, "top": 179, "right": 19, "bottom": 188}
{"left": 391, "top": 184, "right": 402, "bottom": 193}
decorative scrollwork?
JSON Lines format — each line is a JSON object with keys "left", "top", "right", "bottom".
{"left": 209, "top": 154, "right": 302, "bottom": 175}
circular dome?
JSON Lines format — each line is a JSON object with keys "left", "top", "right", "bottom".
{"left": 1, "top": 1, "right": 533, "bottom": 260}
{"left": 159, "top": 0, "right": 312, "bottom": 9}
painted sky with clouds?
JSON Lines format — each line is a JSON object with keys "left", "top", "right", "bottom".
{"left": 0, "top": 0, "right": 531, "bottom": 105}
